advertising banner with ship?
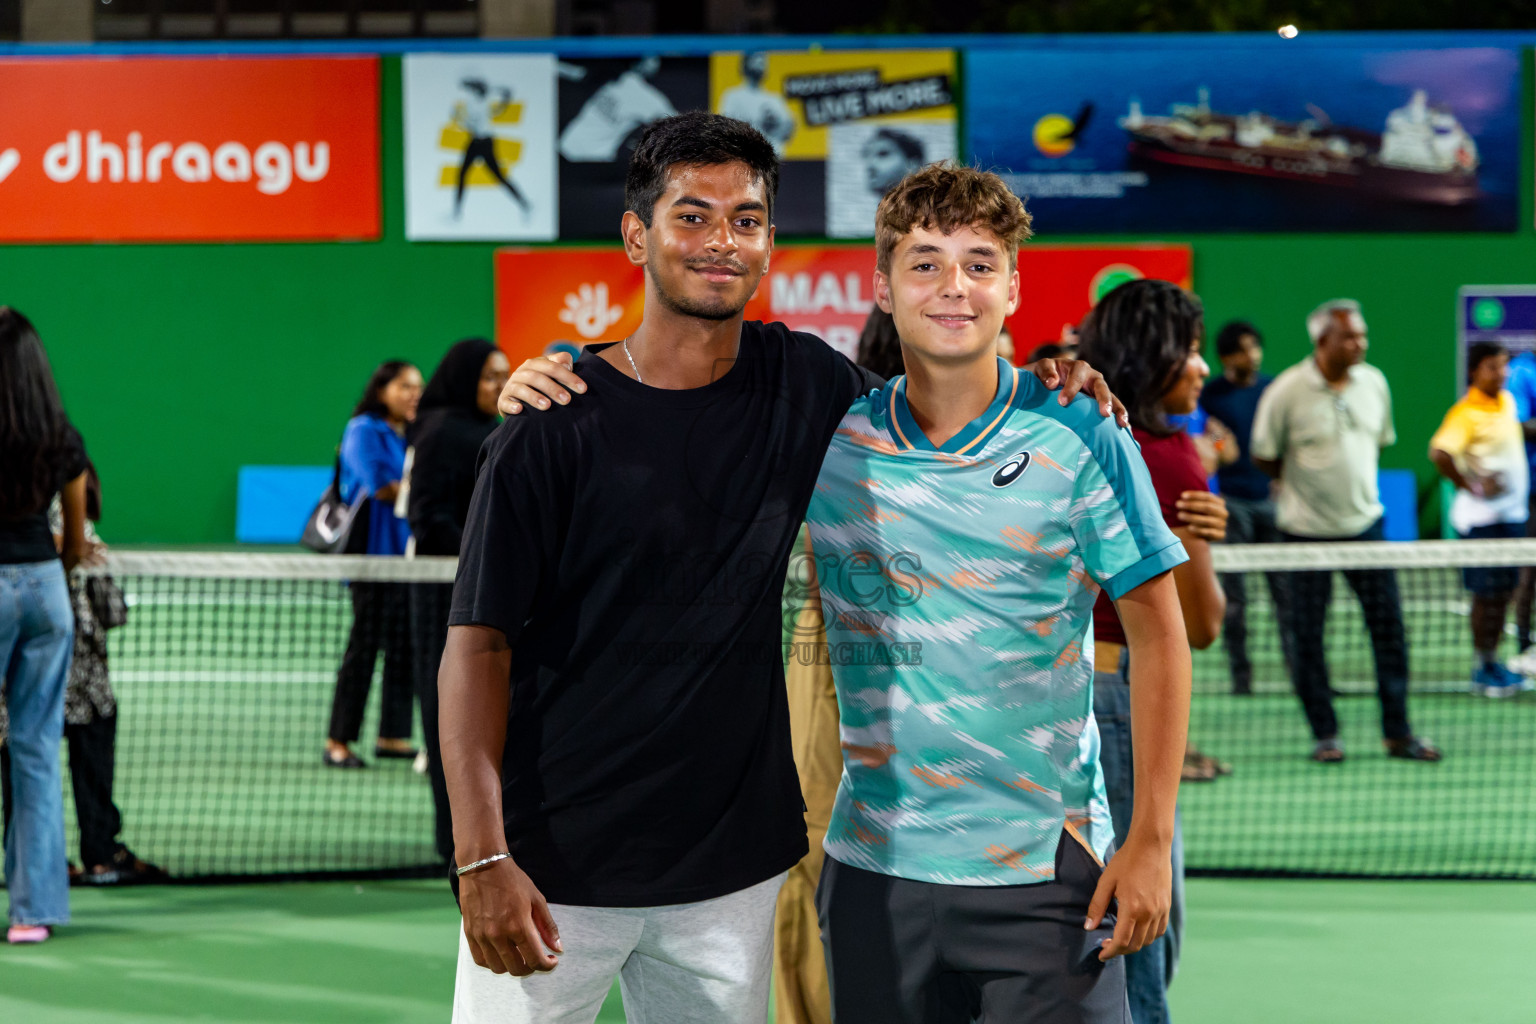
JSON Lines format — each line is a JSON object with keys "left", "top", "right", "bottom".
{"left": 967, "top": 45, "right": 1518, "bottom": 233}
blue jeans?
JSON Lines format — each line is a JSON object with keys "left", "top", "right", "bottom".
{"left": 1093, "top": 657, "right": 1182, "bottom": 1024}
{"left": 0, "top": 559, "right": 73, "bottom": 927}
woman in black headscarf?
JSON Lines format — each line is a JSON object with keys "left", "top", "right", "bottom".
{"left": 406, "top": 338, "right": 509, "bottom": 865}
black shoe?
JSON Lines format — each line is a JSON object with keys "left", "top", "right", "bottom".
{"left": 324, "top": 749, "right": 366, "bottom": 768}
{"left": 113, "top": 847, "right": 169, "bottom": 885}
{"left": 373, "top": 744, "right": 420, "bottom": 760}
{"left": 1385, "top": 736, "right": 1442, "bottom": 762}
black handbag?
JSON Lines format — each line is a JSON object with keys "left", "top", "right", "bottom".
{"left": 85, "top": 575, "right": 129, "bottom": 630}
{"left": 300, "top": 457, "right": 371, "bottom": 554}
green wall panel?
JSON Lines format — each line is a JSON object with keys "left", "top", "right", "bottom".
{"left": 1, "top": 54, "right": 1530, "bottom": 544}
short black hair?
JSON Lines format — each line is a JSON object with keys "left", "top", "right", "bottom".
{"left": 1468, "top": 341, "right": 1506, "bottom": 377}
{"left": 624, "top": 111, "right": 779, "bottom": 228}
{"left": 1215, "top": 320, "right": 1262, "bottom": 358}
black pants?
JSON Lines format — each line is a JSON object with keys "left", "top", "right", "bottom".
{"left": 817, "top": 833, "right": 1128, "bottom": 1024}
{"left": 1282, "top": 519, "right": 1412, "bottom": 741}
{"left": 455, "top": 136, "right": 527, "bottom": 211}
{"left": 2, "top": 712, "right": 124, "bottom": 869}
{"left": 1218, "top": 495, "right": 1293, "bottom": 686}
{"left": 328, "top": 582, "right": 414, "bottom": 744}
{"left": 409, "top": 582, "right": 454, "bottom": 864}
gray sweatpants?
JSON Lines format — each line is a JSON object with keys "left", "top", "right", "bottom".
{"left": 451, "top": 871, "right": 785, "bottom": 1024}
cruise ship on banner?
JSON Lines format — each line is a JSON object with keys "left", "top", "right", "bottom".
{"left": 1117, "top": 87, "right": 1480, "bottom": 205}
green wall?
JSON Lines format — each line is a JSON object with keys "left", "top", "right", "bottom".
{"left": 2, "top": 54, "right": 1532, "bottom": 544}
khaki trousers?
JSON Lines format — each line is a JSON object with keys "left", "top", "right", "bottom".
{"left": 774, "top": 599, "right": 841, "bottom": 1024}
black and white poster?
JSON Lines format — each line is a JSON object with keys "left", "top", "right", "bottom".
{"left": 556, "top": 56, "right": 709, "bottom": 239}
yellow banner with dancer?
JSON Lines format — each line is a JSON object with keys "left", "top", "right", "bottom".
{"left": 403, "top": 53, "right": 558, "bottom": 241}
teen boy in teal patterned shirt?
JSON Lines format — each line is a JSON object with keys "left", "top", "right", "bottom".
{"left": 803, "top": 164, "right": 1192, "bottom": 1023}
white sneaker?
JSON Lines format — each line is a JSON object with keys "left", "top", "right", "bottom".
{"left": 413, "top": 749, "right": 429, "bottom": 775}
{"left": 1507, "top": 647, "right": 1536, "bottom": 679}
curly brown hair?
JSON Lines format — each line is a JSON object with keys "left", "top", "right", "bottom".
{"left": 874, "top": 163, "right": 1033, "bottom": 275}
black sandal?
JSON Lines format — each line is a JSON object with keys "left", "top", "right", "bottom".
{"left": 323, "top": 749, "right": 366, "bottom": 768}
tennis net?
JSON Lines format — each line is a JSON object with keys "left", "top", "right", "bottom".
{"left": 16, "top": 541, "right": 1536, "bottom": 883}
{"left": 60, "top": 553, "right": 456, "bottom": 882}
{"left": 1187, "top": 538, "right": 1536, "bottom": 880}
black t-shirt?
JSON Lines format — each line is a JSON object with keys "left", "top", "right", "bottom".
{"left": 0, "top": 423, "right": 88, "bottom": 565}
{"left": 449, "top": 321, "right": 879, "bottom": 907}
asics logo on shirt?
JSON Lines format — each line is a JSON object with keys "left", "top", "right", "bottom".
{"left": 991, "top": 451, "right": 1031, "bottom": 488}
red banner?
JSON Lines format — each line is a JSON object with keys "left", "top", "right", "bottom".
{"left": 495, "top": 243, "right": 877, "bottom": 369}
{"left": 495, "top": 242, "right": 1193, "bottom": 369}
{"left": 1008, "top": 245, "right": 1193, "bottom": 359}
{"left": 495, "top": 248, "right": 644, "bottom": 367}
{"left": 741, "top": 245, "right": 874, "bottom": 360}
{"left": 0, "top": 56, "right": 379, "bottom": 242}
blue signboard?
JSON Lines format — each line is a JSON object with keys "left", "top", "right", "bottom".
{"left": 967, "top": 45, "right": 1520, "bottom": 233}
{"left": 1459, "top": 287, "right": 1536, "bottom": 356}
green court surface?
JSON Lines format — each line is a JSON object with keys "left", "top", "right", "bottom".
{"left": 1180, "top": 692, "right": 1536, "bottom": 878}
{"left": 0, "top": 878, "right": 1530, "bottom": 1024}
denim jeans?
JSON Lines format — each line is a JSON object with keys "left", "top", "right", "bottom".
{"left": 0, "top": 559, "right": 73, "bottom": 926}
{"left": 1092, "top": 656, "right": 1182, "bottom": 1024}
{"left": 1281, "top": 518, "right": 1412, "bottom": 741}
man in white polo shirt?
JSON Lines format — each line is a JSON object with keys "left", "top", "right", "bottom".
{"left": 1250, "top": 299, "right": 1442, "bottom": 764}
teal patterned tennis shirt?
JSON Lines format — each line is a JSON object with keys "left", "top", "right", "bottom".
{"left": 804, "top": 358, "right": 1187, "bottom": 884}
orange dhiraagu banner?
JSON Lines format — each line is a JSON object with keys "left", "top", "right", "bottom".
{"left": 1009, "top": 244, "right": 1193, "bottom": 358}
{"left": 495, "top": 243, "right": 880, "bottom": 369}
{"left": 0, "top": 56, "right": 379, "bottom": 242}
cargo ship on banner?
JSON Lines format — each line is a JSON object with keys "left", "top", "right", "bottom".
{"left": 1117, "top": 87, "right": 1480, "bottom": 204}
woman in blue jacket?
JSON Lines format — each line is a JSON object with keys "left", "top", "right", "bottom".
{"left": 325, "top": 360, "right": 423, "bottom": 768}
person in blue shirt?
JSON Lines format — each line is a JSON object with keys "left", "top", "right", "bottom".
{"left": 324, "top": 359, "right": 423, "bottom": 769}
{"left": 1199, "top": 321, "right": 1292, "bottom": 695}
{"left": 1503, "top": 350, "right": 1536, "bottom": 667}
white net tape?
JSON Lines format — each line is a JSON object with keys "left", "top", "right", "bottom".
{"left": 85, "top": 539, "right": 1536, "bottom": 582}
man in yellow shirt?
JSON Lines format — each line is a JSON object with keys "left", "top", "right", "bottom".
{"left": 1429, "top": 341, "right": 1534, "bottom": 697}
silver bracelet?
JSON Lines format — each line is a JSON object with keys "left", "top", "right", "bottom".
{"left": 455, "top": 852, "right": 512, "bottom": 877}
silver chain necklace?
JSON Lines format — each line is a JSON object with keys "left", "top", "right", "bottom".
{"left": 622, "top": 337, "right": 643, "bottom": 384}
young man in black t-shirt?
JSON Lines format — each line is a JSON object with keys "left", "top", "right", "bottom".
{"left": 441, "top": 113, "right": 1120, "bottom": 1024}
